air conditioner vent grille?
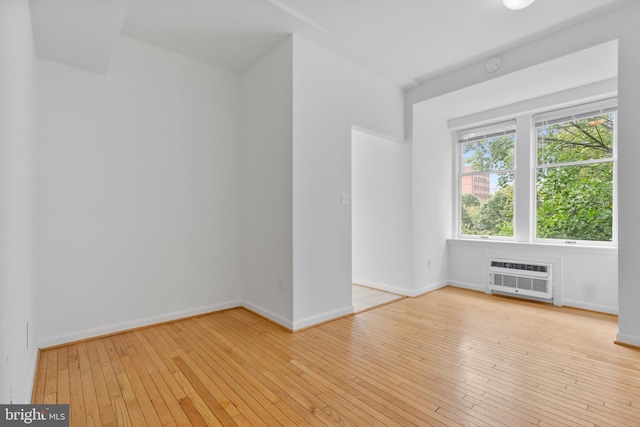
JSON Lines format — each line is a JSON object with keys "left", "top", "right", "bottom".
{"left": 532, "top": 278, "right": 548, "bottom": 293}
{"left": 489, "top": 258, "right": 552, "bottom": 300}
{"left": 490, "top": 260, "right": 548, "bottom": 273}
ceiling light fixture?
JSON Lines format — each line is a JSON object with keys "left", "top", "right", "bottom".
{"left": 503, "top": 0, "right": 535, "bottom": 10}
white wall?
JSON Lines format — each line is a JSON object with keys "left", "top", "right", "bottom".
{"left": 351, "top": 129, "right": 412, "bottom": 294}
{"left": 413, "top": 72, "right": 620, "bottom": 314}
{"left": 35, "top": 35, "right": 243, "bottom": 347}
{"left": 448, "top": 240, "right": 618, "bottom": 314}
{"left": 0, "top": 0, "right": 37, "bottom": 403}
{"left": 412, "top": 49, "right": 620, "bottom": 315}
{"left": 404, "top": 2, "right": 632, "bottom": 140}
{"left": 412, "top": 103, "right": 452, "bottom": 295}
{"left": 241, "top": 38, "right": 294, "bottom": 327}
{"left": 409, "top": 2, "right": 640, "bottom": 343}
{"left": 291, "top": 36, "right": 404, "bottom": 329}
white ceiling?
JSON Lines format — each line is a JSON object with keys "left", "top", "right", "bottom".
{"left": 30, "top": 0, "right": 630, "bottom": 88}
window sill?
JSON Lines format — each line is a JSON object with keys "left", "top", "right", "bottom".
{"left": 447, "top": 238, "right": 617, "bottom": 255}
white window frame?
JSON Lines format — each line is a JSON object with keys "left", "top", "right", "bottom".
{"left": 532, "top": 98, "right": 617, "bottom": 246}
{"left": 455, "top": 120, "right": 516, "bottom": 241}
{"left": 453, "top": 97, "right": 617, "bottom": 247}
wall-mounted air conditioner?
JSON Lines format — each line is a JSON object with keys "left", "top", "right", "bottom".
{"left": 489, "top": 258, "right": 552, "bottom": 300}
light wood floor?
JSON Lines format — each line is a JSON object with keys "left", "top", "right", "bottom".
{"left": 33, "top": 287, "right": 640, "bottom": 426}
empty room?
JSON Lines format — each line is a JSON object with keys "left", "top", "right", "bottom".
{"left": 2, "top": 0, "right": 640, "bottom": 425}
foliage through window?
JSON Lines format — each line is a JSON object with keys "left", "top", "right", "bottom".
{"left": 535, "top": 99, "right": 616, "bottom": 242}
{"left": 458, "top": 121, "right": 515, "bottom": 237}
{"left": 456, "top": 98, "right": 616, "bottom": 244}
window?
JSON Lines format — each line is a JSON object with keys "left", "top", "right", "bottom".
{"left": 535, "top": 99, "right": 616, "bottom": 242}
{"left": 458, "top": 121, "right": 515, "bottom": 238}
{"left": 456, "top": 98, "right": 617, "bottom": 244}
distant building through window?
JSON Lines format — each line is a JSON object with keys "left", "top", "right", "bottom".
{"left": 461, "top": 166, "right": 490, "bottom": 201}
{"left": 455, "top": 98, "right": 616, "bottom": 244}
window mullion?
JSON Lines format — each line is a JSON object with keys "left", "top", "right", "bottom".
{"left": 537, "top": 157, "right": 614, "bottom": 169}
{"left": 460, "top": 168, "right": 513, "bottom": 177}
{"left": 514, "top": 115, "right": 531, "bottom": 242}
{"left": 454, "top": 98, "right": 616, "bottom": 245}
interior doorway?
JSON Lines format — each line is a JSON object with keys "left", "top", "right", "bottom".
{"left": 351, "top": 127, "right": 412, "bottom": 312}
{"left": 352, "top": 283, "right": 404, "bottom": 313}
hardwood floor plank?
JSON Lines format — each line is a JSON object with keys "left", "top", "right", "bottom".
{"left": 182, "top": 391, "right": 225, "bottom": 427}
{"left": 93, "top": 339, "right": 121, "bottom": 400}
{"left": 162, "top": 326, "right": 265, "bottom": 424}
{"left": 178, "top": 396, "right": 210, "bottom": 427}
{"left": 172, "top": 355, "right": 238, "bottom": 426}
{"left": 194, "top": 337, "right": 325, "bottom": 426}
{"left": 199, "top": 319, "right": 341, "bottom": 427}
{"left": 114, "top": 371, "right": 147, "bottom": 427}
{"left": 55, "top": 347, "right": 70, "bottom": 404}
{"left": 165, "top": 325, "right": 281, "bottom": 425}
{"left": 66, "top": 345, "right": 87, "bottom": 427}
{"left": 84, "top": 340, "right": 115, "bottom": 425}
{"left": 586, "top": 401, "right": 640, "bottom": 426}
{"left": 290, "top": 358, "right": 406, "bottom": 426}
{"left": 43, "top": 347, "right": 58, "bottom": 399}
{"left": 215, "top": 321, "right": 326, "bottom": 400}
{"left": 117, "top": 353, "right": 164, "bottom": 426}
{"left": 32, "top": 287, "right": 640, "bottom": 427}
{"left": 462, "top": 391, "right": 539, "bottom": 426}
{"left": 129, "top": 331, "right": 192, "bottom": 426}
{"left": 110, "top": 394, "right": 133, "bottom": 427}
{"left": 43, "top": 392, "right": 57, "bottom": 404}
{"left": 186, "top": 323, "right": 328, "bottom": 427}
{"left": 137, "top": 328, "right": 188, "bottom": 402}
{"left": 55, "top": 367, "right": 70, "bottom": 405}
{"left": 463, "top": 361, "right": 624, "bottom": 426}
{"left": 121, "top": 333, "right": 175, "bottom": 426}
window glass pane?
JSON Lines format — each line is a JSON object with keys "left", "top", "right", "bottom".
{"left": 461, "top": 134, "right": 515, "bottom": 172}
{"left": 537, "top": 113, "right": 615, "bottom": 166}
{"left": 536, "top": 163, "right": 613, "bottom": 242}
{"left": 460, "top": 172, "right": 513, "bottom": 237}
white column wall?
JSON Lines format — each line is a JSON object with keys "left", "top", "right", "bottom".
{"left": 412, "top": 104, "right": 452, "bottom": 295}
{"left": 616, "top": 3, "right": 640, "bottom": 345}
{"left": 0, "top": 0, "right": 37, "bottom": 403}
{"left": 241, "top": 38, "right": 294, "bottom": 328}
{"left": 291, "top": 36, "right": 405, "bottom": 328}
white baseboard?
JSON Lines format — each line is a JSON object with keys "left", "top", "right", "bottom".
{"left": 25, "top": 348, "right": 39, "bottom": 403}
{"left": 352, "top": 279, "right": 411, "bottom": 296}
{"left": 562, "top": 299, "right": 618, "bottom": 315}
{"left": 292, "top": 305, "right": 354, "bottom": 331}
{"left": 241, "top": 301, "right": 293, "bottom": 330}
{"left": 353, "top": 279, "right": 448, "bottom": 298}
{"left": 409, "top": 281, "right": 448, "bottom": 297}
{"left": 448, "top": 282, "right": 618, "bottom": 315}
{"left": 36, "top": 298, "right": 354, "bottom": 348}
{"left": 37, "top": 300, "right": 242, "bottom": 349}
{"left": 448, "top": 280, "right": 487, "bottom": 293}
{"left": 616, "top": 332, "right": 640, "bottom": 347}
